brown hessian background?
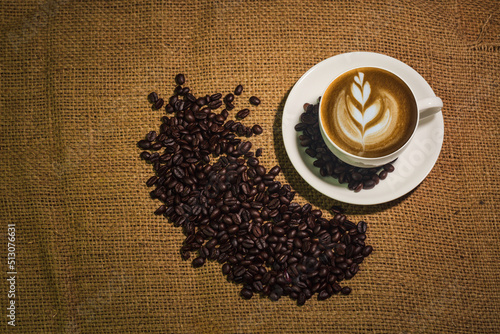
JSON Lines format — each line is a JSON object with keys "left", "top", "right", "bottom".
{"left": 1, "top": 0, "right": 499, "bottom": 333}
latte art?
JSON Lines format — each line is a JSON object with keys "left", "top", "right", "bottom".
{"left": 321, "top": 68, "right": 418, "bottom": 158}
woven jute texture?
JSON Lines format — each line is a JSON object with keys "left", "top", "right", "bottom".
{"left": 1, "top": 0, "right": 499, "bottom": 333}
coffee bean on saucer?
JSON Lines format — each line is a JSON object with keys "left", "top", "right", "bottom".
{"left": 294, "top": 101, "right": 396, "bottom": 192}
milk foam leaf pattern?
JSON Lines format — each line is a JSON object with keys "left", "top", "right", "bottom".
{"left": 346, "top": 72, "right": 385, "bottom": 149}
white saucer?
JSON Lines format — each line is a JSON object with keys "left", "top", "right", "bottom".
{"left": 282, "top": 52, "right": 444, "bottom": 205}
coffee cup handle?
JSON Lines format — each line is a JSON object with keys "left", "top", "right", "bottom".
{"left": 417, "top": 97, "right": 443, "bottom": 119}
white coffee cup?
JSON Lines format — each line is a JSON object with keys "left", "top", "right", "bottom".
{"left": 318, "top": 60, "right": 442, "bottom": 168}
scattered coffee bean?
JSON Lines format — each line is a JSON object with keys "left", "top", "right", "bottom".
{"left": 234, "top": 84, "right": 243, "bottom": 95}
{"left": 249, "top": 96, "right": 261, "bottom": 106}
{"left": 357, "top": 221, "right": 367, "bottom": 234}
{"left": 224, "top": 93, "right": 234, "bottom": 103}
{"left": 138, "top": 74, "right": 373, "bottom": 306}
{"left": 240, "top": 288, "right": 253, "bottom": 299}
{"left": 192, "top": 257, "right": 205, "bottom": 268}
{"left": 252, "top": 124, "right": 263, "bottom": 135}
{"left": 175, "top": 73, "right": 185, "bottom": 85}
{"left": 236, "top": 108, "right": 250, "bottom": 119}
{"left": 154, "top": 98, "right": 164, "bottom": 110}
{"left": 148, "top": 92, "right": 159, "bottom": 103}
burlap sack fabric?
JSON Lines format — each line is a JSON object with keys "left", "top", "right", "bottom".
{"left": 1, "top": 0, "right": 499, "bottom": 332}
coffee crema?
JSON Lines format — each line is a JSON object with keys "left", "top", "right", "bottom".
{"left": 320, "top": 67, "right": 418, "bottom": 158}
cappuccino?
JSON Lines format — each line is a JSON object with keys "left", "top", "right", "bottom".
{"left": 320, "top": 67, "right": 418, "bottom": 158}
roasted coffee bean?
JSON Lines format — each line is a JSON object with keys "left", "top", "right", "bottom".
{"left": 234, "top": 84, "right": 243, "bottom": 95}
{"left": 362, "top": 245, "right": 373, "bottom": 257}
{"left": 294, "top": 123, "right": 307, "bottom": 131}
{"left": 210, "top": 93, "right": 222, "bottom": 101}
{"left": 169, "top": 95, "right": 178, "bottom": 106}
{"left": 192, "top": 257, "right": 205, "bottom": 268}
{"left": 148, "top": 92, "right": 159, "bottom": 103}
{"left": 209, "top": 99, "right": 222, "bottom": 109}
{"left": 175, "top": 73, "right": 185, "bottom": 85}
{"left": 236, "top": 109, "right": 250, "bottom": 119}
{"left": 340, "top": 286, "right": 352, "bottom": 295}
{"left": 146, "top": 131, "right": 158, "bottom": 142}
{"left": 269, "top": 166, "right": 281, "bottom": 176}
{"left": 165, "top": 104, "right": 174, "bottom": 113}
{"left": 383, "top": 163, "right": 395, "bottom": 172}
{"left": 233, "top": 265, "right": 246, "bottom": 277}
{"left": 140, "top": 151, "right": 151, "bottom": 160}
{"left": 224, "top": 93, "right": 234, "bottom": 103}
{"left": 146, "top": 175, "right": 158, "bottom": 187}
{"left": 240, "top": 288, "right": 253, "bottom": 299}
{"left": 239, "top": 141, "right": 252, "bottom": 154}
{"left": 252, "top": 124, "right": 263, "bottom": 135}
{"left": 357, "top": 221, "right": 367, "bottom": 234}
{"left": 222, "top": 263, "right": 231, "bottom": 275}
{"left": 249, "top": 96, "right": 261, "bottom": 106}
{"left": 363, "top": 180, "right": 376, "bottom": 190}
{"left": 300, "top": 113, "right": 316, "bottom": 125}
{"left": 154, "top": 205, "right": 166, "bottom": 215}
{"left": 154, "top": 98, "right": 164, "bottom": 110}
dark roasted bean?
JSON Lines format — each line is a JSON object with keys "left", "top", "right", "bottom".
{"left": 294, "top": 123, "right": 307, "bottom": 131}
{"left": 362, "top": 245, "right": 373, "bottom": 257}
{"left": 175, "top": 73, "right": 185, "bottom": 85}
{"left": 357, "top": 221, "right": 367, "bottom": 234}
{"left": 234, "top": 84, "right": 243, "bottom": 96}
{"left": 240, "top": 288, "right": 253, "bottom": 299}
{"left": 249, "top": 96, "right": 261, "bottom": 106}
{"left": 383, "top": 163, "right": 395, "bottom": 172}
{"left": 209, "top": 99, "right": 222, "bottom": 109}
{"left": 154, "top": 98, "right": 164, "bottom": 110}
{"left": 140, "top": 151, "right": 151, "bottom": 160}
{"left": 340, "top": 286, "right": 352, "bottom": 295}
{"left": 222, "top": 263, "right": 231, "bottom": 275}
{"left": 363, "top": 180, "right": 376, "bottom": 190}
{"left": 148, "top": 92, "right": 158, "bottom": 103}
{"left": 236, "top": 109, "right": 250, "bottom": 119}
{"left": 210, "top": 93, "right": 222, "bottom": 101}
{"left": 269, "top": 165, "right": 281, "bottom": 176}
{"left": 239, "top": 141, "right": 252, "bottom": 154}
{"left": 252, "top": 124, "right": 263, "bottom": 135}
{"left": 192, "top": 257, "right": 205, "bottom": 268}
{"left": 146, "top": 175, "right": 158, "bottom": 187}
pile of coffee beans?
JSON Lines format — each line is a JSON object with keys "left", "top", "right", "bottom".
{"left": 138, "top": 75, "right": 373, "bottom": 305}
{"left": 295, "top": 101, "right": 395, "bottom": 192}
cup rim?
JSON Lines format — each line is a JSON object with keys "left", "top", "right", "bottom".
{"left": 318, "top": 65, "right": 420, "bottom": 162}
